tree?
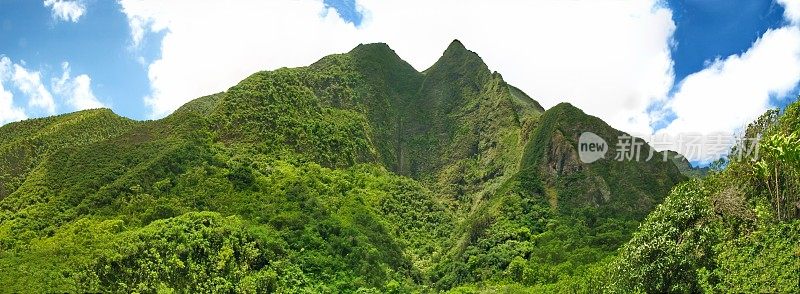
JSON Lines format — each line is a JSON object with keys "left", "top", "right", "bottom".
{"left": 755, "top": 132, "right": 800, "bottom": 221}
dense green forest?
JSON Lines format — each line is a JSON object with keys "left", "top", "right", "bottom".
{"left": 0, "top": 40, "right": 797, "bottom": 293}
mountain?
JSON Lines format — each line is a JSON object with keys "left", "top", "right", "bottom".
{"left": 0, "top": 109, "right": 136, "bottom": 199}
{"left": 0, "top": 40, "right": 701, "bottom": 292}
{"left": 666, "top": 150, "right": 711, "bottom": 178}
{"left": 429, "top": 101, "right": 686, "bottom": 290}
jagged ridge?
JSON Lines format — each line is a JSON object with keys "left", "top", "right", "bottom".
{"left": 0, "top": 40, "right": 693, "bottom": 292}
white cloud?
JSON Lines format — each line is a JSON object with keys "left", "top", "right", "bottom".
{"left": 0, "top": 57, "right": 103, "bottom": 124}
{"left": 361, "top": 0, "right": 676, "bottom": 136}
{"left": 11, "top": 63, "right": 56, "bottom": 114}
{"left": 118, "top": 0, "right": 675, "bottom": 123}
{"left": 0, "top": 84, "right": 27, "bottom": 126}
{"left": 119, "top": 0, "right": 359, "bottom": 116}
{"left": 43, "top": 0, "right": 86, "bottom": 23}
{"left": 778, "top": 0, "right": 800, "bottom": 24}
{"left": 118, "top": 0, "right": 800, "bottom": 164}
{"left": 655, "top": 26, "right": 800, "bottom": 162}
{"left": 651, "top": 5, "right": 800, "bottom": 162}
{"left": 53, "top": 62, "right": 106, "bottom": 111}
{"left": 0, "top": 57, "right": 27, "bottom": 125}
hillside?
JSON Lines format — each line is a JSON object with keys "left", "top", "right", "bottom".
{"left": 667, "top": 150, "right": 711, "bottom": 178}
{"left": 600, "top": 99, "right": 800, "bottom": 293}
{"left": 0, "top": 109, "right": 137, "bottom": 199}
{"left": 2, "top": 40, "right": 790, "bottom": 293}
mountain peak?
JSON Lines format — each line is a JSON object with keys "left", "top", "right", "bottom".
{"left": 347, "top": 42, "right": 409, "bottom": 68}
{"left": 445, "top": 39, "right": 467, "bottom": 52}
{"left": 348, "top": 42, "right": 401, "bottom": 60}
{"left": 351, "top": 42, "right": 392, "bottom": 53}
{"left": 441, "top": 39, "right": 476, "bottom": 58}
{"left": 426, "top": 39, "right": 489, "bottom": 76}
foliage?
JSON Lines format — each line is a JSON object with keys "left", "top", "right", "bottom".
{"left": 605, "top": 180, "right": 718, "bottom": 293}
{"left": 700, "top": 221, "right": 800, "bottom": 293}
{"left": 0, "top": 109, "right": 136, "bottom": 199}
{"left": 603, "top": 97, "right": 800, "bottom": 293}
{"left": 1, "top": 41, "right": 795, "bottom": 293}
{"left": 755, "top": 132, "right": 800, "bottom": 221}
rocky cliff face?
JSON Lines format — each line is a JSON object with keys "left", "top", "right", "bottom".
{"left": 520, "top": 102, "right": 686, "bottom": 218}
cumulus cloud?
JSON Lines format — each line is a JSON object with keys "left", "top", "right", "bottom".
{"left": 11, "top": 63, "right": 56, "bottom": 114}
{"left": 0, "top": 83, "right": 27, "bottom": 125}
{"left": 118, "top": 0, "right": 800, "bottom": 163}
{"left": 651, "top": 6, "right": 800, "bottom": 162}
{"left": 53, "top": 62, "right": 105, "bottom": 111}
{"left": 658, "top": 27, "right": 800, "bottom": 135}
{"left": 364, "top": 0, "right": 676, "bottom": 136}
{"left": 0, "top": 57, "right": 102, "bottom": 125}
{"left": 778, "top": 0, "right": 800, "bottom": 24}
{"left": 119, "top": 0, "right": 359, "bottom": 116}
{"left": 118, "top": 0, "right": 675, "bottom": 124}
{"left": 0, "top": 57, "right": 27, "bottom": 125}
{"left": 43, "top": 0, "right": 86, "bottom": 23}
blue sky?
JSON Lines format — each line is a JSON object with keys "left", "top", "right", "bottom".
{"left": 0, "top": 0, "right": 360, "bottom": 120}
{"left": 643, "top": 0, "right": 794, "bottom": 131}
{"left": 0, "top": 0, "right": 163, "bottom": 119}
{"left": 323, "top": 0, "right": 363, "bottom": 27}
{"left": 668, "top": 0, "right": 788, "bottom": 84}
{"left": 1, "top": 0, "right": 799, "bottom": 164}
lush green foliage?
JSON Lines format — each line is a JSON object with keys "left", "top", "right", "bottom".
{"left": 1, "top": 40, "right": 794, "bottom": 293}
{"left": 426, "top": 99, "right": 685, "bottom": 291}
{"left": 602, "top": 98, "right": 800, "bottom": 293}
{"left": 0, "top": 109, "right": 136, "bottom": 199}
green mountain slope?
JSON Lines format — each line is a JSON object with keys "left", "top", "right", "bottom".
{"left": 428, "top": 102, "right": 686, "bottom": 290}
{"left": 0, "top": 109, "right": 137, "bottom": 199}
{"left": 602, "top": 99, "right": 800, "bottom": 293}
{"left": 666, "top": 150, "right": 711, "bottom": 178}
{"left": 520, "top": 102, "right": 685, "bottom": 219}
{"left": 0, "top": 40, "right": 719, "bottom": 293}
{"left": 1, "top": 104, "right": 450, "bottom": 292}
